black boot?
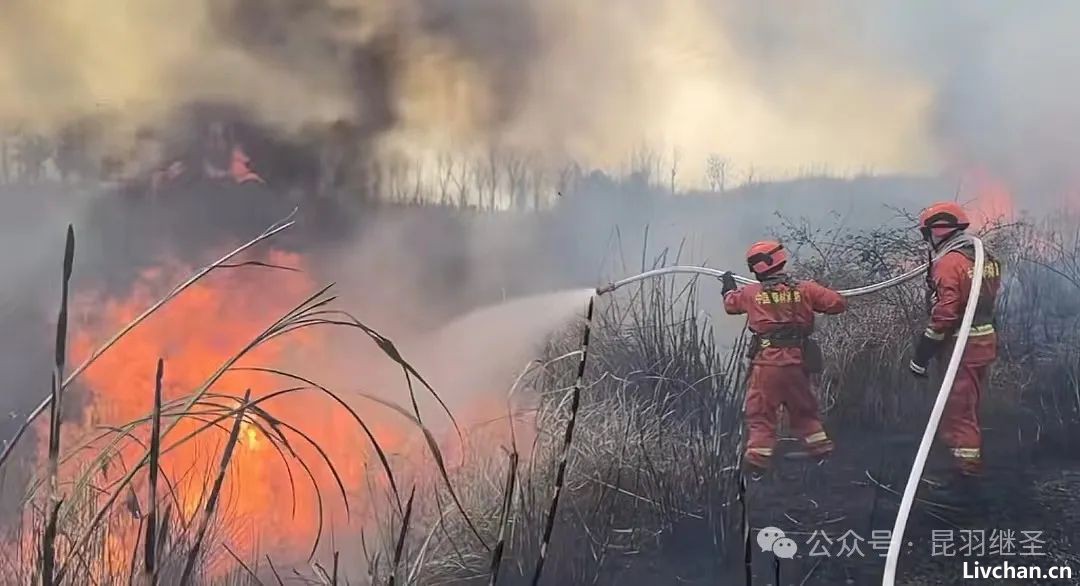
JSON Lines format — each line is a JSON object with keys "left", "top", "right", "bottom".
{"left": 924, "top": 473, "right": 983, "bottom": 512}
{"left": 783, "top": 450, "right": 830, "bottom": 466}
{"left": 742, "top": 461, "right": 768, "bottom": 483}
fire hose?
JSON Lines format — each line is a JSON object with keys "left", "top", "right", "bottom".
{"left": 596, "top": 262, "right": 929, "bottom": 298}
{"left": 592, "top": 238, "right": 985, "bottom": 585}
{"left": 882, "top": 236, "right": 984, "bottom": 585}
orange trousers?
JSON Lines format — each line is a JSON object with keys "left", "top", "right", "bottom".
{"left": 744, "top": 364, "right": 833, "bottom": 468}
{"left": 940, "top": 362, "right": 988, "bottom": 476}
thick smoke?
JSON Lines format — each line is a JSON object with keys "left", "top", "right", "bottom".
{"left": 3, "top": 0, "right": 941, "bottom": 186}
{"left": 8, "top": 1, "right": 1079, "bottom": 197}
{"left": 5, "top": 1, "right": 1076, "bottom": 427}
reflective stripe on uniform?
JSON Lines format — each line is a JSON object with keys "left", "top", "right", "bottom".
{"left": 747, "top": 447, "right": 773, "bottom": 456}
{"left": 951, "top": 447, "right": 981, "bottom": 459}
{"left": 804, "top": 431, "right": 829, "bottom": 445}
{"left": 932, "top": 324, "right": 994, "bottom": 339}
{"left": 947, "top": 324, "right": 994, "bottom": 338}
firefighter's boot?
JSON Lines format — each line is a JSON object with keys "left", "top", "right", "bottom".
{"left": 742, "top": 460, "right": 768, "bottom": 484}
{"left": 924, "top": 473, "right": 984, "bottom": 512}
{"left": 783, "top": 449, "right": 830, "bottom": 465}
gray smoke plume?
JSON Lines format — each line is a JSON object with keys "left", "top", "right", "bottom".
{"left": 4, "top": 1, "right": 1079, "bottom": 204}
{"left": 0, "top": 1, "right": 937, "bottom": 185}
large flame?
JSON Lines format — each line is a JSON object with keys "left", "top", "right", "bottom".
{"left": 55, "top": 249, "right": 411, "bottom": 574}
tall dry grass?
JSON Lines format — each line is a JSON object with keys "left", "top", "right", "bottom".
{"left": 5, "top": 208, "right": 1080, "bottom": 585}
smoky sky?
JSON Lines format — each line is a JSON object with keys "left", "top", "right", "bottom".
{"left": 3, "top": 2, "right": 1079, "bottom": 202}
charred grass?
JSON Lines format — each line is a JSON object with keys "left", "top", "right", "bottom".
{"left": 3, "top": 211, "right": 1080, "bottom": 585}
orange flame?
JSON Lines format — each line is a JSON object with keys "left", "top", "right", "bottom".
{"left": 47, "top": 249, "right": 411, "bottom": 575}
{"left": 962, "top": 165, "right": 1015, "bottom": 229}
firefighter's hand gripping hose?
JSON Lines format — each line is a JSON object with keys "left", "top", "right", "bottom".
{"left": 882, "top": 236, "right": 985, "bottom": 586}
{"left": 594, "top": 240, "right": 985, "bottom": 585}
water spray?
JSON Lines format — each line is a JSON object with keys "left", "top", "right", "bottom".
{"left": 592, "top": 244, "right": 986, "bottom": 585}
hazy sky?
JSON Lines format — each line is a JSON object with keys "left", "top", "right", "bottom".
{"left": 2, "top": 1, "right": 1077, "bottom": 201}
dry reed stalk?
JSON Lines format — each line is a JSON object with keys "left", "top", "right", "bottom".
{"left": 55, "top": 289, "right": 339, "bottom": 577}
{"left": 179, "top": 390, "right": 251, "bottom": 585}
{"left": 41, "top": 225, "right": 74, "bottom": 586}
{"left": 223, "top": 544, "right": 264, "bottom": 586}
{"left": 487, "top": 450, "right": 518, "bottom": 586}
{"left": 388, "top": 486, "right": 417, "bottom": 586}
{"left": 0, "top": 211, "right": 296, "bottom": 471}
{"left": 531, "top": 295, "right": 593, "bottom": 586}
{"left": 144, "top": 359, "right": 164, "bottom": 582}
{"left": 266, "top": 555, "right": 285, "bottom": 586}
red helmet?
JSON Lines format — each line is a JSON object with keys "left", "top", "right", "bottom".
{"left": 746, "top": 240, "right": 788, "bottom": 276}
{"left": 918, "top": 201, "right": 970, "bottom": 242}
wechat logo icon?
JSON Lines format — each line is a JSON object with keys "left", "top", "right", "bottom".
{"left": 757, "top": 526, "right": 798, "bottom": 559}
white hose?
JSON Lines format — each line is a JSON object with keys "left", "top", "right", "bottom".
{"left": 882, "top": 236, "right": 984, "bottom": 585}
{"left": 596, "top": 262, "right": 928, "bottom": 298}
{"left": 594, "top": 241, "right": 985, "bottom": 585}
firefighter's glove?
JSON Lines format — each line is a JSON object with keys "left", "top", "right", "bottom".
{"left": 721, "top": 271, "right": 738, "bottom": 296}
{"left": 909, "top": 332, "right": 944, "bottom": 378}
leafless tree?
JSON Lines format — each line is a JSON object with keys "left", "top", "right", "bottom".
{"left": 528, "top": 164, "right": 547, "bottom": 210}
{"left": 485, "top": 148, "right": 501, "bottom": 210}
{"left": 435, "top": 154, "right": 455, "bottom": 206}
{"left": 451, "top": 157, "right": 472, "bottom": 208}
{"left": 629, "top": 146, "right": 661, "bottom": 187}
{"left": 16, "top": 133, "right": 52, "bottom": 184}
{"left": 743, "top": 164, "right": 757, "bottom": 187}
{"left": 556, "top": 162, "right": 581, "bottom": 199}
{"left": 505, "top": 154, "right": 527, "bottom": 210}
{"left": 705, "top": 154, "right": 729, "bottom": 193}
{"left": 669, "top": 147, "right": 679, "bottom": 195}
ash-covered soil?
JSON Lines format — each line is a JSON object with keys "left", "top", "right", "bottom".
{"left": 740, "top": 429, "right": 1080, "bottom": 586}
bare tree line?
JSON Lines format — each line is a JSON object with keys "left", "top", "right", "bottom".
{"left": 354, "top": 150, "right": 583, "bottom": 211}
{"left": 3, "top": 121, "right": 789, "bottom": 207}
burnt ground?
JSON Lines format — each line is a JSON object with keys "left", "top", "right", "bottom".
{"left": 736, "top": 428, "right": 1080, "bottom": 586}
{"left": 518, "top": 422, "right": 1080, "bottom": 586}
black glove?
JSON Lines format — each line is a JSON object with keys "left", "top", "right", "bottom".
{"left": 910, "top": 332, "right": 944, "bottom": 377}
{"left": 721, "top": 271, "right": 738, "bottom": 296}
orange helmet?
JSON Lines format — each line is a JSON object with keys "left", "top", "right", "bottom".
{"left": 746, "top": 240, "right": 788, "bottom": 277}
{"left": 918, "top": 201, "right": 970, "bottom": 243}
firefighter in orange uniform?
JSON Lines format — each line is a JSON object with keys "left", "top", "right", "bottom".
{"left": 722, "top": 241, "right": 847, "bottom": 476}
{"left": 910, "top": 202, "right": 1002, "bottom": 500}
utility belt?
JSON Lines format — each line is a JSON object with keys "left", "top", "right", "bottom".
{"left": 747, "top": 331, "right": 824, "bottom": 373}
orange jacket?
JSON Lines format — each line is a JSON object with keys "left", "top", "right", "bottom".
{"left": 925, "top": 248, "right": 1001, "bottom": 366}
{"left": 724, "top": 277, "right": 847, "bottom": 366}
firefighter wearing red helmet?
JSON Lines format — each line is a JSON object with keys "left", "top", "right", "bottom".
{"left": 721, "top": 240, "right": 847, "bottom": 476}
{"left": 911, "top": 201, "right": 1003, "bottom": 501}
